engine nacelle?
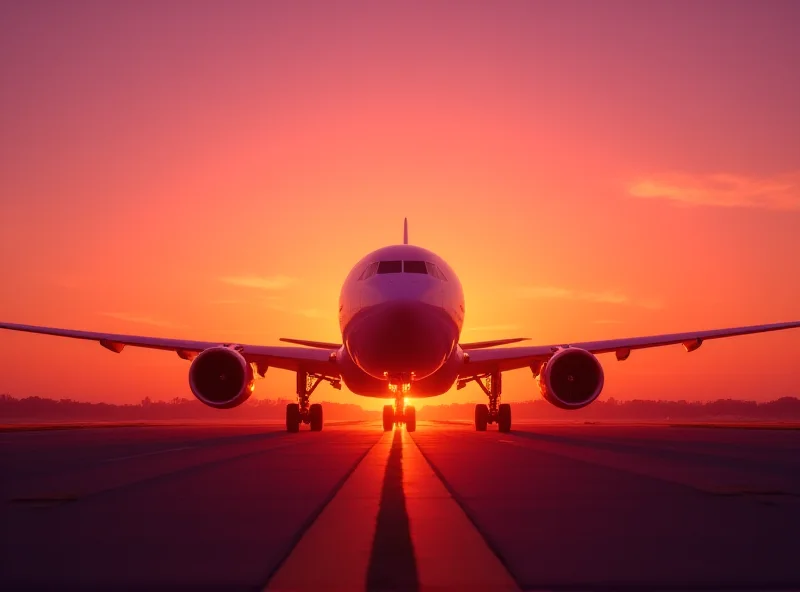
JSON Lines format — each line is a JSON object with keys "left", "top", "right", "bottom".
{"left": 188, "top": 346, "right": 255, "bottom": 409}
{"left": 538, "top": 347, "right": 605, "bottom": 410}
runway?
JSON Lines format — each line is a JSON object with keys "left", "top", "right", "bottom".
{"left": 2, "top": 421, "right": 800, "bottom": 591}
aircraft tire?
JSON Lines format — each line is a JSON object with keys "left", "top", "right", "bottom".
{"left": 475, "top": 404, "right": 488, "bottom": 431}
{"left": 405, "top": 406, "right": 416, "bottom": 432}
{"left": 309, "top": 403, "right": 323, "bottom": 432}
{"left": 286, "top": 403, "right": 301, "bottom": 433}
{"left": 498, "top": 403, "right": 512, "bottom": 433}
{"left": 382, "top": 405, "right": 394, "bottom": 431}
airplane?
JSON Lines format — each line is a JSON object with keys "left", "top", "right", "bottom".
{"left": 2, "top": 219, "right": 800, "bottom": 433}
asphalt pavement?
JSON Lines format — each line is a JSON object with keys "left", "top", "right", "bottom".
{"left": 2, "top": 420, "right": 799, "bottom": 590}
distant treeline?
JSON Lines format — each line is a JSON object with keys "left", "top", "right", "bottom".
{"left": 2, "top": 394, "right": 799, "bottom": 423}
{"left": 0, "top": 394, "right": 379, "bottom": 421}
{"left": 417, "top": 397, "right": 800, "bottom": 421}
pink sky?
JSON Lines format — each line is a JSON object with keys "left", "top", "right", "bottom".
{"left": 1, "top": 1, "right": 798, "bottom": 409}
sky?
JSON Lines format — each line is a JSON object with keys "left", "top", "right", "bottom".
{"left": 1, "top": 0, "right": 799, "bottom": 410}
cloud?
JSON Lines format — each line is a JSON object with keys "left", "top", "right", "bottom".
{"left": 99, "top": 312, "right": 177, "bottom": 328}
{"left": 517, "top": 286, "right": 661, "bottom": 309}
{"left": 218, "top": 275, "right": 296, "bottom": 290}
{"left": 628, "top": 172, "right": 800, "bottom": 210}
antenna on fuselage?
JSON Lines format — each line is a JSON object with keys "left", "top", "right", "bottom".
{"left": 403, "top": 218, "right": 408, "bottom": 244}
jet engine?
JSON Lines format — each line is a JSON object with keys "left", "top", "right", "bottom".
{"left": 188, "top": 346, "right": 255, "bottom": 409}
{"left": 537, "top": 347, "right": 604, "bottom": 409}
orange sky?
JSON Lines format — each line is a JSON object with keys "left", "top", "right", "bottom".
{"left": 1, "top": 2, "right": 798, "bottom": 410}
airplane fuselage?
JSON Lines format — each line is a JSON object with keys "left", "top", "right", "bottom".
{"left": 337, "top": 244, "right": 465, "bottom": 397}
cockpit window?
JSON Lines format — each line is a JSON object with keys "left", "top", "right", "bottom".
{"left": 359, "top": 262, "right": 379, "bottom": 280}
{"left": 377, "top": 260, "right": 402, "bottom": 274}
{"left": 425, "top": 262, "right": 447, "bottom": 281}
{"left": 403, "top": 260, "right": 428, "bottom": 274}
{"left": 360, "top": 260, "right": 448, "bottom": 280}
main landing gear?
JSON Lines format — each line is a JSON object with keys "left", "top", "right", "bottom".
{"left": 286, "top": 371, "right": 340, "bottom": 432}
{"left": 383, "top": 389, "right": 416, "bottom": 433}
{"left": 467, "top": 371, "right": 511, "bottom": 432}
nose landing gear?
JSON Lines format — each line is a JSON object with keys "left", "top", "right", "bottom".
{"left": 383, "top": 380, "right": 416, "bottom": 432}
{"left": 468, "top": 372, "right": 511, "bottom": 432}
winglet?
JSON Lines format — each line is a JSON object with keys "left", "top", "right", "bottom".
{"left": 403, "top": 218, "right": 408, "bottom": 244}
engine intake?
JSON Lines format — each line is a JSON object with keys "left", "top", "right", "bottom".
{"left": 188, "top": 346, "right": 254, "bottom": 409}
{"left": 538, "top": 347, "right": 604, "bottom": 409}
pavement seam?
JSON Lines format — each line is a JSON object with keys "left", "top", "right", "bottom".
{"left": 502, "top": 431, "right": 800, "bottom": 500}
{"left": 8, "top": 429, "right": 291, "bottom": 479}
{"left": 0, "top": 420, "right": 370, "bottom": 434}
{"left": 409, "top": 432, "right": 524, "bottom": 591}
{"left": 259, "top": 434, "right": 383, "bottom": 591}
{"left": 517, "top": 582, "right": 800, "bottom": 591}
{"left": 507, "top": 429, "right": 796, "bottom": 474}
{"left": 9, "top": 433, "right": 325, "bottom": 505}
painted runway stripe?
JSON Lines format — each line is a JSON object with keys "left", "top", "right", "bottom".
{"left": 267, "top": 427, "right": 519, "bottom": 591}
{"left": 404, "top": 429, "right": 519, "bottom": 591}
{"left": 265, "top": 431, "right": 393, "bottom": 591}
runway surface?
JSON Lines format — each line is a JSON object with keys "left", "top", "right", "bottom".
{"left": 2, "top": 421, "right": 800, "bottom": 590}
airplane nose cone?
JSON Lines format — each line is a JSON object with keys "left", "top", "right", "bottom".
{"left": 344, "top": 301, "right": 457, "bottom": 380}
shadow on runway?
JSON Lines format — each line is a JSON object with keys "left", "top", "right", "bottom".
{"left": 366, "top": 429, "right": 419, "bottom": 591}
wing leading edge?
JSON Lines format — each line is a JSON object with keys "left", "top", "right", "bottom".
{"left": 460, "top": 337, "right": 531, "bottom": 349}
{"left": 463, "top": 320, "right": 800, "bottom": 376}
{"left": 279, "top": 337, "right": 342, "bottom": 349}
{"left": 0, "top": 322, "right": 339, "bottom": 377}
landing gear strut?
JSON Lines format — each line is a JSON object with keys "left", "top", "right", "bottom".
{"left": 286, "top": 371, "right": 334, "bottom": 432}
{"left": 382, "top": 381, "right": 416, "bottom": 432}
{"left": 469, "top": 371, "right": 511, "bottom": 432}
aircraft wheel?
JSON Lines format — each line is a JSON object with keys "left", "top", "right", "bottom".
{"left": 309, "top": 403, "right": 323, "bottom": 432}
{"left": 475, "top": 404, "right": 488, "bottom": 431}
{"left": 286, "top": 403, "right": 301, "bottom": 433}
{"left": 498, "top": 403, "right": 512, "bottom": 433}
{"left": 382, "top": 405, "right": 394, "bottom": 431}
{"left": 405, "top": 406, "right": 416, "bottom": 432}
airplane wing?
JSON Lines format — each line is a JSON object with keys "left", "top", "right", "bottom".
{"left": 279, "top": 337, "right": 342, "bottom": 349}
{"left": 461, "top": 337, "right": 530, "bottom": 349}
{"left": 0, "top": 322, "right": 339, "bottom": 377}
{"left": 462, "top": 320, "right": 800, "bottom": 376}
